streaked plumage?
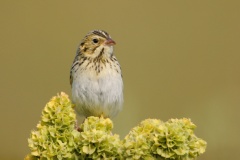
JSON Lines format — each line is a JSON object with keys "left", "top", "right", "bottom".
{"left": 70, "top": 30, "right": 123, "bottom": 118}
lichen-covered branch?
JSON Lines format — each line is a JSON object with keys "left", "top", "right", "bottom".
{"left": 25, "top": 92, "right": 206, "bottom": 160}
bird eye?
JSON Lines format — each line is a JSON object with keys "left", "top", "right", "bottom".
{"left": 92, "top": 39, "right": 99, "bottom": 43}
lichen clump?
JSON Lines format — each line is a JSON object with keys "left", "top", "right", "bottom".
{"left": 27, "top": 92, "right": 79, "bottom": 160}
{"left": 76, "top": 116, "right": 122, "bottom": 159}
{"left": 26, "top": 92, "right": 207, "bottom": 160}
{"left": 123, "top": 118, "right": 207, "bottom": 160}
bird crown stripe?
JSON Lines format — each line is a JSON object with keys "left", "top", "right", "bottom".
{"left": 92, "top": 30, "right": 108, "bottom": 39}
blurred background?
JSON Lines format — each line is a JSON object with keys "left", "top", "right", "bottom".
{"left": 1, "top": 0, "right": 240, "bottom": 159}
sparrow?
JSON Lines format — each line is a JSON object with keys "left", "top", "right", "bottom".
{"left": 70, "top": 30, "right": 123, "bottom": 118}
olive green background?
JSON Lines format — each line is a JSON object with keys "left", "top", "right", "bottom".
{"left": 1, "top": 0, "right": 240, "bottom": 159}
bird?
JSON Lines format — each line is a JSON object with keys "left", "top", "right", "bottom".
{"left": 70, "top": 30, "right": 123, "bottom": 118}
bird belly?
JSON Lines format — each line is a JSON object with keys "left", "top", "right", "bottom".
{"left": 72, "top": 70, "right": 123, "bottom": 117}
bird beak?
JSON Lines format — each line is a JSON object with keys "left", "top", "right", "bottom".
{"left": 105, "top": 38, "right": 116, "bottom": 46}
